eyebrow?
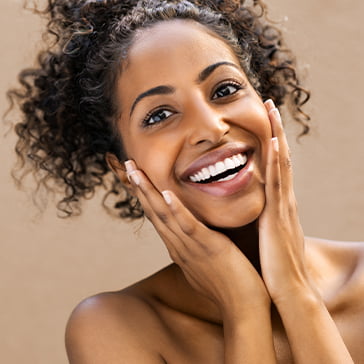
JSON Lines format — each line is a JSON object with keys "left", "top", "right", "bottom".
{"left": 130, "top": 85, "right": 175, "bottom": 116}
{"left": 129, "top": 61, "right": 241, "bottom": 116}
{"left": 196, "top": 61, "right": 241, "bottom": 84}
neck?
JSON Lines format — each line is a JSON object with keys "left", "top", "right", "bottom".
{"left": 212, "top": 221, "right": 261, "bottom": 273}
{"left": 165, "top": 220, "right": 263, "bottom": 326}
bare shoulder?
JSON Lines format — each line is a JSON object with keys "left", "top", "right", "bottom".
{"left": 306, "top": 237, "right": 364, "bottom": 358}
{"left": 306, "top": 236, "right": 364, "bottom": 268}
{"left": 306, "top": 237, "right": 364, "bottom": 259}
{"left": 65, "top": 270, "right": 172, "bottom": 364}
{"left": 305, "top": 236, "right": 364, "bottom": 308}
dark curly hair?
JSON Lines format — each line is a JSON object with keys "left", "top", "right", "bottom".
{"left": 7, "top": 0, "right": 310, "bottom": 219}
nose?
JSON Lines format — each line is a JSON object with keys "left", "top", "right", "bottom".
{"left": 186, "top": 102, "right": 230, "bottom": 146}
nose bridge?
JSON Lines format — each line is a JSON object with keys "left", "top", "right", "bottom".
{"left": 185, "top": 96, "right": 229, "bottom": 146}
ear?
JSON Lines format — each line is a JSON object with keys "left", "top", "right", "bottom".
{"left": 105, "top": 152, "right": 131, "bottom": 189}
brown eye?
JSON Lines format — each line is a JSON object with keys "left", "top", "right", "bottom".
{"left": 212, "top": 83, "right": 241, "bottom": 100}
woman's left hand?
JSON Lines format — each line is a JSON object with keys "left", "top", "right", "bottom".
{"left": 258, "top": 100, "right": 316, "bottom": 306}
{"left": 259, "top": 100, "right": 354, "bottom": 364}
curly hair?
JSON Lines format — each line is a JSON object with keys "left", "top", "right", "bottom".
{"left": 7, "top": 0, "right": 310, "bottom": 219}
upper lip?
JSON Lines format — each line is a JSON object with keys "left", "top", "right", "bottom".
{"left": 180, "top": 142, "right": 254, "bottom": 181}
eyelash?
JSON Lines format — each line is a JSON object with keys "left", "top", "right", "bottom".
{"left": 141, "top": 80, "right": 244, "bottom": 128}
{"left": 211, "top": 80, "right": 243, "bottom": 100}
{"left": 142, "top": 106, "right": 174, "bottom": 128}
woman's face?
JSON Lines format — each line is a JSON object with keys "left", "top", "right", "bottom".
{"left": 116, "top": 19, "right": 272, "bottom": 228}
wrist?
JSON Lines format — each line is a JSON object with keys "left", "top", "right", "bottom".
{"left": 273, "top": 286, "right": 354, "bottom": 364}
{"left": 221, "top": 300, "right": 272, "bottom": 327}
{"left": 274, "top": 284, "right": 325, "bottom": 316}
{"left": 272, "top": 277, "right": 323, "bottom": 308}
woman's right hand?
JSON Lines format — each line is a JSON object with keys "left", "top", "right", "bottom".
{"left": 124, "top": 160, "right": 270, "bottom": 319}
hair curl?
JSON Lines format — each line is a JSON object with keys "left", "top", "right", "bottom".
{"left": 7, "top": 0, "right": 310, "bottom": 219}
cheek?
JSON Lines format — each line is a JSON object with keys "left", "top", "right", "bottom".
{"left": 226, "top": 96, "right": 272, "bottom": 167}
{"left": 231, "top": 96, "right": 272, "bottom": 138}
{"left": 126, "top": 134, "right": 178, "bottom": 190}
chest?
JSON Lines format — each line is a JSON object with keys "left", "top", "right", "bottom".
{"left": 157, "top": 308, "right": 293, "bottom": 364}
{"left": 156, "top": 307, "right": 364, "bottom": 364}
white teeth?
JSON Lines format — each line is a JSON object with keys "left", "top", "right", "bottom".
{"left": 238, "top": 154, "right": 247, "bottom": 164}
{"left": 232, "top": 155, "right": 240, "bottom": 167}
{"left": 208, "top": 165, "right": 217, "bottom": 176}
{"left": 202, "top": 168, "right": 210, "bottom": 179}
{"left": 189, "top": 152, "right": 248, "bottom": 183}
{"left": 224, "top": 157, "right": 235, "bottom": 170}
{"left": 217, "top": 172, "right": 238, "bottom": 182}
{"left": 215, "top": 161, "right": 225, "bottom": 175}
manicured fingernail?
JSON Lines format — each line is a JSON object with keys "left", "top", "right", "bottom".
{"left": 124, "top": 160, "right": 134, "bottom": 174}
{"left": 272, "top": 108, "right": 282, "bottom": 125}
{"left": 264, "top": 99, "right": 275, "bottom": 110}
{"left": 162, "top": 191, "right": 172, "bottom": 205}
{"left": 129, "top": 171, "right": 140, "bottom": 186}
{"left": 272, "top": 137, "right": 279, "bottom": 152}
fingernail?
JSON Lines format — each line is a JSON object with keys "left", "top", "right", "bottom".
{"left": 264, "top": 99, "right": 275, "bottom": 110}
{"left": 272, "top": 137, "right": 279, "bottom": 152}
{"left": 129, "top": 171, "right": 140, "bottom": 186}
{"left": 124, "top": 160, "right": 134, "bottom": 174}
{"left": 272, "top": 108, "right": 282, "bottom": 125}
{"left": 162, "top": 191, "right": 172, "bottom": 205}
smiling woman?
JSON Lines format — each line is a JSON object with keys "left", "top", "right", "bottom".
{"left": 6, "top": 0, "right": 364, "bottom": 363}
{"left": 112, "top": 20, "right": 272, "bottom": 227}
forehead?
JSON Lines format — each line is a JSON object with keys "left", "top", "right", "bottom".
{"left": 118, "top": 19, "right": 240, "bottom": 100}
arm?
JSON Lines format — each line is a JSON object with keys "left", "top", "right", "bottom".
{"left": 277, "top": 291, "right": 353, "bottom": 364}
{"left": 126, "top": 162, "right": 277, "bottom": 363}
{"left": 259, "top": 100, "right": 353, "bottom": 363}
{"left": 222, "top": 305, "right": 276, "bottom": 364}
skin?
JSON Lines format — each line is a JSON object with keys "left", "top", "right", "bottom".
{"left": 65, "top": 20, "right": 364, "bottom": 363}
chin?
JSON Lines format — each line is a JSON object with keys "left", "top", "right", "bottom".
{"left": 208, "top": 210, "right": 262, "bottom": 229}
{"left": 192, "top": 198, "right": 265, "bottom": 230}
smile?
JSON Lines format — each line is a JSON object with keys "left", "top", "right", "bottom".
{"left": 181, "top": 143, "right": 256, "bottom": 197}
{"left": 189, "top": 153, "right": 248, "bottom": 183}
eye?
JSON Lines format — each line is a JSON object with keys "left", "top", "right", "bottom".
{"left": 142, "top": 108, "right": 174, "bottom": 127}
{"left": 212, "top": 82, "right": 242, "bottom": 100}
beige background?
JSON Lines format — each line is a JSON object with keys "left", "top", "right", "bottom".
{"left": 1, "top": 0, "right": 363, "bottom": 363}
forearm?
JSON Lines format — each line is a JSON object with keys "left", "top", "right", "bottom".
{"left": 223, "top": 305, "right": 277, "bottom": 364}
{"left": 276, "top": 290, "right": 353, "bottom": 364}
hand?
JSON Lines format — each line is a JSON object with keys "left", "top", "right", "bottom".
{"left": 125, "top": 161, "right": 270, "bottom": 318}
{"left": 258, "top": 100, "right": 354, "bottom": 364}
{"left": 259, "top": 100, "right": 316, "bottom": 305}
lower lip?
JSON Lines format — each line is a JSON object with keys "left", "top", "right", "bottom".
{"left": 185, "top": 157, "right": 254, "bottom": 197}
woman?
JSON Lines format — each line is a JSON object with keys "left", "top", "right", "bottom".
{"left": 8, "top": 0, "right": 363, "bottom": 362}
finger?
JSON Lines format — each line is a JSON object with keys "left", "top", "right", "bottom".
{"left": 128, "top": 167, "right": 186, "bottom": 240}
{"left": 264, "top": 98, "right": 275, "bottom": 114}
{"left": 264, "top": 100, "right": 293, "bottom": 192}
{"left": 129, "top": 172, "right": 194, "bottom": 266}
{"left": 133, "top": 173, "right": 230, "bottom": 266}
{"left": 135, "top": 189, "right": 187, "bottom": 264}
{"left": 263, "top": 100, "right": 284, "bottom": 139}
{"left": 125, "top": 160, "right": 176, "bottom": 228}
{"left": 264, "top": 137, "right": 282, "bottom": 212}
{"left": 125, "top": 160, "right": 191, "bottom": 256}
{"left": 127, "top": 162, "right": 234, "bottom": 259}
{"left": 162, "top": 190, "right": 234, "bottom": 257}
{"left": 126, "top": 161, "right": 222, "bottom": 254}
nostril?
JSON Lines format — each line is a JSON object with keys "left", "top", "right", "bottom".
{"left": 196, "top": 139, "right": 208, "bottom": 145}
{"left": 186, "top": 112, "right": 230, "bottom": 146}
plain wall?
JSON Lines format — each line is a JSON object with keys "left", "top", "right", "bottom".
{"left": 1, "top": 0, "right": 363, "bottom": 363}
